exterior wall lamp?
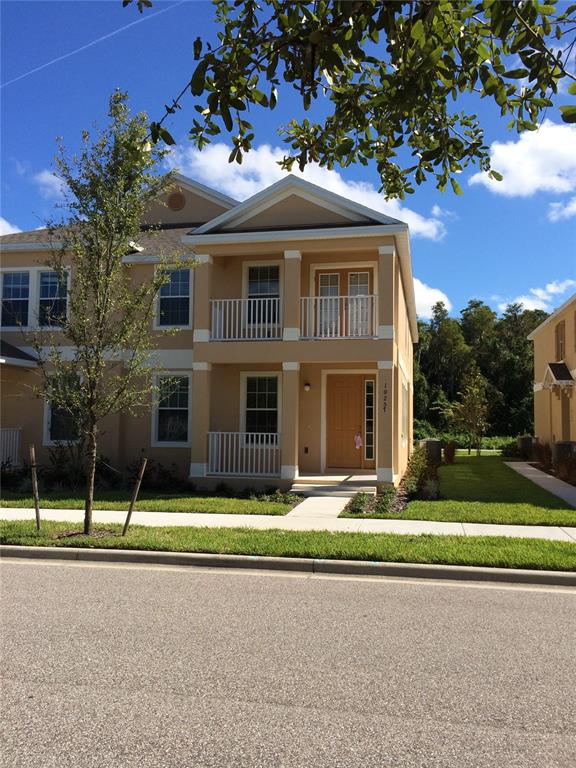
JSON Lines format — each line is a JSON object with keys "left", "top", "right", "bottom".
{"left": 304, "top": 383, "right": 311, "bottom": 392}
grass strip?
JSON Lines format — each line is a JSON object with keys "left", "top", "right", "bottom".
{"left": 1, "top": 520, "right": 575, "bottom": 572}
{"left": 0, "top": 491, "right": 292, "bottom": 516}
{"left": 342, "top": 457, "right": 576, "bottom": 527}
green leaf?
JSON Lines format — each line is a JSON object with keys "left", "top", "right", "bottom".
{"left": 158, "top": 127, "right": 175, "bottom": 146}
{"left": 220, "top": 102, "right": 233, "bottom": 131}
{"left": 190, "top": 60, "right": 208, "bottom": 96}
{"left": 560, "top": 105, "right": 576, "bottom": 124}
{"left": 450, "top": 177, "right": 463, "bottom": 195}
{"left": 568, "top": 82, "right": 576, "bottom": 96}
{"left": 504, "top": 69, "right": 529, "bottom": 79}
{"left": 488, "top": 170, "right": 503, "bottom": 181}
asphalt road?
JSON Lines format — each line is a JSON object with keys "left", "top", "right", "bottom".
{"left": 1, "top": 561, "right": 575, "bottom": 768}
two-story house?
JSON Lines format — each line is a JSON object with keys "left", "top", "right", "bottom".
{"left": 0, "top": 173, "right": 416, "bottom": 489}
{"left": 529, "top": 292, "right": 575, "bottom": 446}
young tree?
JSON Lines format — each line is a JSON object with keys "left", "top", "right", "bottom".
{"left": 444, "top": 369, "right": 491, "bottom": 455}
{"left": 124, "top": 0, "right": 576, "bottom": 198}
{"left": 31, "top": 91, "right": 182, "bottom": 535}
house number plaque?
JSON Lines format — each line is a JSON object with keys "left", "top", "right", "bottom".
{"left": 382, "top": 382, "right": 388, "bottom": 413}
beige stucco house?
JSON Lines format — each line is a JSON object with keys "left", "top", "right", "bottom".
{"left": 528, "top": 292, "right": 575, "bottom": 445}
{"left": 0, "top": 174, "right": 416, "bottom": 488}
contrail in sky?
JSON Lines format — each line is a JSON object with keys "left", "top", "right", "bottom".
{"left": 1, "top": 1, "right": 186, "bottom": 88}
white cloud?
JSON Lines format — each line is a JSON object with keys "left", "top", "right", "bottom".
{"left": 431, "top": 203, "right": 457, "bottom": 221}
{"left": 497, "top": 278, "right": 576, "bottom": 312}
{"left": 469, "top": 120, "right": 576, "bottom": 197}
{"left": 0, "top": 216, "right": 21, "bottom": 235}
{"left": 413, "top": 277, "right": 452, "bottom": 319}
{"left": 548, "top": 195, "right": 576, "bottom": 222}
{"left": 167, "top": 143, "right": 446, "bottom": 240}
{"left": 33, "top": 169, "right": 66, "bottom": 200}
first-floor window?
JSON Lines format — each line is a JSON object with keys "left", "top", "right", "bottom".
{"left": 158, "top": 269, "right": 190, "bottom": 327}
{"left": 245, "top": 376, "right": 278, "bottom": 434}
{"left": 39, "top": 271, "right": 68, "bottom": 327}
{"left": 156, "top": 375, "right": 190, "bottom": 443}
{"left": 48, "top": 404, "right": 80, "bottom": 443}
{"left": 2, "top": 271, "right": 29, "bottom": 327}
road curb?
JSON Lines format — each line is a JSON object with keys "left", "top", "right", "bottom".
{"left": 1, "top": 545, "right": 576, "bottom": 586}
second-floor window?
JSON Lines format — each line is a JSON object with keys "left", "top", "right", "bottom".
{"left": 555, "top": 320, "right": 566, "bottom": 361}
{"left": 1, "top": 272, "right": 29, "bottom": 327}
{"left": 39, "top": 271, "right": 68, "bottom": 327}
{"left": 247, "top": 265, "right": 280, "bottom": 326}
{"left": 158, "top": 269, "right": 190, "bottom": 327}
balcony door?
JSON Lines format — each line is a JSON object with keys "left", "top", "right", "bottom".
{"left": 314, "top": 268, "right": 374, "bottom": 338}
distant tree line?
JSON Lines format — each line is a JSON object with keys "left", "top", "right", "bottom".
{"left": 414, "top": 300, "right": 548, "bottom": 438}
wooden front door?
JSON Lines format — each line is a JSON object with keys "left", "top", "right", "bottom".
{"left": 326, "top": 374, "right": 375, "bottom": 469}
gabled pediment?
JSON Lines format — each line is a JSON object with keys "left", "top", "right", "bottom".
{"left": 193, "top": 175, "right": 404, "bottom": 234}
{"left": 142, "top": 173, "right": 239, "bottom": 228}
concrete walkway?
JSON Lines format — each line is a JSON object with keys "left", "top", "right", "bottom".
{"left": 505, "top": 462, "right": 576, "bottom": 508}
{"left": 2, "top": 502, "right": 576, "bottom": 542}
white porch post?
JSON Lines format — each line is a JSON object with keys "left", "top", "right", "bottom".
{"left": 282, "top": 250, "right": 301, "bottom": 341}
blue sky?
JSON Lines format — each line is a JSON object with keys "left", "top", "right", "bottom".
{"left": 1, "top": 0, "right": 575, "bottom": 319}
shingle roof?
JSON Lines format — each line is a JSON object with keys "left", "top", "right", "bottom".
{"left": 0, "top": 225, "right": 193, "bottom": 257}
{"left": 0, "top": 339, "right": 37, "bottom": 363}
{"left": 548, "top": 362, "right": 574, "bottom": 382}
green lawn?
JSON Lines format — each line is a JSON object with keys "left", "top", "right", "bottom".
{"left": 345, "top": 456, "right": 576, "bottom": 527}
{"left": 1, "top": 519, "right": 575, "bottom": 571}
{"left": 0, "top": 490, "right": 293, "bottom": 516}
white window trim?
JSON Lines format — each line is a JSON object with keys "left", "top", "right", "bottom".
{"left": 1, "top": 267, "right": 70, "bottom": 331}
{"left": 239, "top": 371, "right": 282, "bottom": 437}
{"left": 151, "top": 371, "right": 193, "bottom": 448}
{"left": 153, "top": 266, "right": 194, "bottom": 331}
{"left": 43, "top": 397, "right": 81, "bottom": 447}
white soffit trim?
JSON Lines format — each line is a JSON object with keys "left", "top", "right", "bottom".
{"left": 0, "top": 356, "right": 37, "bottom": 368}
{"left": 282, "top": 362, "right": 300, "bottom": 371}
{"left": 192, "top": 175, "right": 406, "bottom": 235}
{"left": 183, "top": 223, "right": 407, "bottom": 246}
{"left": 0, "top": 241, "right": 64, "bottom": 252}
{"left": 377, "top": 360, "right": 393, "bottom": 369}
{"left": 527, "top": 292, "right": 576, "bottom": 340}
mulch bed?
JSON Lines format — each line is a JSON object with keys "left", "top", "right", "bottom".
{"left": 51, "top": 529, "right": 117, "bottom": 540}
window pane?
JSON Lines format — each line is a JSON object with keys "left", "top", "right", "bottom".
{"left": 39, "top": 272, "right": 67, "bottom": 327}
{"left": 248, "top": 266, "right": 279, "bottom": 297}
{"left": 157, "top": 376, "right": 189, "bottom": 442}
{"left": 349, "top": 272, "right": 369, "bottom": 296}
{"left": 319, "top": 274, "right": 339, "bottom": 296}
{"left": 2, "top": 272, "right": 29, "bottom": 327}
{"left": 50, "top": 406, "right": 79, "bottom": 442}
{"left": 245, "top": 376, "right": 278, "bottom": 434}
{"left": 158, "top": 270, "right": 190, "bottom": 326}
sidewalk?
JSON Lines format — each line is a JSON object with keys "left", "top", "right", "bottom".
{"left": 505, "top": 462, "right": 576, "bottom": 508}
{"left": 2, "top": 499, "right": 576, "bottom": 542}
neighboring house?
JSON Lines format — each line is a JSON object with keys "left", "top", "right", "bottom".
{"left": 0, "top": 173, "right": 416, "bottom": 488}
{"left": 528, "top": 292, "right": 575, "bottom": 445}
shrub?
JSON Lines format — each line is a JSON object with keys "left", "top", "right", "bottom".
{"left": 555, "top": 457, "right": 576, "bottom": 485}
{"left": 43, "top": 443, "right": 86, "bottom": 490}
{"left": 443, "top": 441, "right": 456, "bottom": 464}
{"left": 373, "top": 487, "right": 396, "bottom": 515}
{"left": 532, "top": 442, "right": 552, "bottom": 472}
{"left": 345, "top": 492, "right": 372, "bottom": 516}
{"left": 126, "top": 458, "right": 187, "bottom": 493}
{"left": 0, "top": 460, "right": 28, "bottom": 491}
{"left": 403, "top": 444, "right": 429, "bottom": 498}
{"left": 500, "top": 440, "right": 522, "bottom": 458}
{"left": 420, "top": 477, "right": 440, "bottom": 500}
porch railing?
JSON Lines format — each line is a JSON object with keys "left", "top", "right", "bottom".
{"left": 211, "top": 298, "right": 282, "bottom": 341}
{"left": 300, "top": 295, "right": 377, "bottom": 339}
{"left": 207, "top": 431, "right": 281, "bottom": 476}
{"left": 0, "top": 427, "right": 21, "bottom": 466}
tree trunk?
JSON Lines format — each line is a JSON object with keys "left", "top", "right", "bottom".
{"left": 84, "top": 429, "right": 97, "bottom": 535}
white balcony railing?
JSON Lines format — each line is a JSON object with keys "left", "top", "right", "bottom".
{"left": 300, "top": 295, "right": 377, "bottom": 339}
{"left": 208, "top": 432, "right": 281, "bottom": 476}
{"left": 1, "top": 427, "right": 21, "bottom": 466}
{"left": 211, "top": 298, "right": 282, "bottom": 341}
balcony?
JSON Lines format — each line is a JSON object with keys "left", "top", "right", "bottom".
{"left": 1, "top": 427, "right": 21, "bottom": 466}
{"left": 210, "top": 298, "right": 282, "bottom": 341}
{"left": 207, "top": 431, "right": 281, "bottom": 476}
{"left": 300, "top": 295, "right": 377, "bottom": 339}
